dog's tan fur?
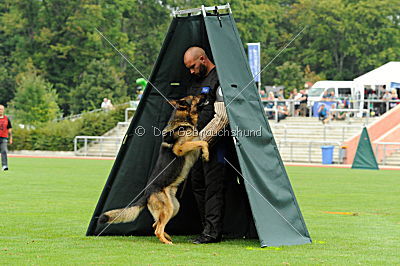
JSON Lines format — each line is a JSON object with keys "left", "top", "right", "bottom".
{"left": 99, "top": 95, "right": 208, "bottom": 244}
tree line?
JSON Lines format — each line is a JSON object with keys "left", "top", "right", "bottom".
{"left": 1, "top": 0, "right": 399, "bottom": 125}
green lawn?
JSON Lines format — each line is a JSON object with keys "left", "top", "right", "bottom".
{"left": 0, "top": 157, "right": 399, "bottom": 264}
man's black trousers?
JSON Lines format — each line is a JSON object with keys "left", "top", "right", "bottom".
{"left": 190, "top": 141, "right": 227, "bottom": 239}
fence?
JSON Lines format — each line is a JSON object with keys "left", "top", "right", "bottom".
{"left": 272, "top": 124, "right": 364, "bottom": 142}
{"left": 74, "top": 136, "right": 123, "bottom": 157}
{"left": 54, "top": 101, "right": 135, "bottom": 122}
{"left": 374, "top": 142, "right": 400, "bottom": 165}
{"left": 276, "top": 139, "right": 342, "bottom": 163}
{"left": 261, "top": 99, "right": 400, "bottom": 119}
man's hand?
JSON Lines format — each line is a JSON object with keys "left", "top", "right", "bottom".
{"left": 9, "top": 138, "right": 13, "bottom": 145}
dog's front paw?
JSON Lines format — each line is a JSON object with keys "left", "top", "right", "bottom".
{"left": 202, "top": 152, "right": 209, "bottom": 162}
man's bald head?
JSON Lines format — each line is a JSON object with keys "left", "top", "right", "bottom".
{"left": 183, "top": 47, "right": 214, "bottom": 78}
{"left": 184, "top": 47, "right": 206, "bottom": 62}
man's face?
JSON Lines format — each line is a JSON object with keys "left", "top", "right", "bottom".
{"left": 0, "top": 106, "right": 4, "bottom": 116}
{"left": 184, "top": 55, "right": 207, "bottom": 79}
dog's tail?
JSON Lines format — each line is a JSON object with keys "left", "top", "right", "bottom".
{"left": 98, "top": 197, "right": 146, "bottom": 224}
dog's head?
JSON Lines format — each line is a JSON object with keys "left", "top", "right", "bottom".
{"left": 163, "top": 94, "right": 205, "bottom": 139}
{"left": 168, "top": 94, "right": 205, "bottom": 126}
{"left": 168, "top": 97, "right": 192, "bottom": 123}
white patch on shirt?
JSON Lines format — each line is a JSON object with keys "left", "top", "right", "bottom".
{"left": 217, "top": 86, "right": 223, "bottom": 97}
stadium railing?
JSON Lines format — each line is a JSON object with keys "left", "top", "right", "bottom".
{"left": 273, "top": 124, "right": 365, "bottom": 142}
{"left": 276, "top": 139, "right": 342, "bottom": 163}
{"left": 74, "top": 136, "right": 123, "bottom": 157}
{"left": 375, "top": 142, "right": 400, "bottom": 165}
{"left": 262, "top": 99, "right": 400, "bottom": 119}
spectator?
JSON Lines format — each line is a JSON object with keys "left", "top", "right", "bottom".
{"left": 367, "top": 91, "right": 379, "bottom": 116}
{"left": 0, "top": 105, "right": 12, "bottom": 171}
{"left": 107, "top": 99, "right": 114, "bottom": 110}
{"left": 289, "top": 88, "right": 302, "bottom": 116}
{"left": 382, "top": 90, "right": 392, "bottom": 101}
{"left": 101, "top": 98, "right": 114, "bottom": 112}
{"left": 267, "top": 91, "right": 275, "bottom": 101}
{"left": 378, "top": 89, "right": 392, "bottom": 115}
{"left": 277, "top": 96, "right": 289, "bottom": 122}
{"left": 137, "top": 90, "right": 144, "bottom": 100}
{"left": 298, "top": 89, "right": 309, "bottom": 117}
{"left": 328, "top": 91, "right": 336, "bottom": 101}
{"left": 265, "top": 91, "right": 275, "bottom": 119}
{"left": 259, "top": 90, "right": 266, "bottom": 99}
{"left": 318, "top": 104, "right": 331, "bottom": 124}
{"left": 101, "top": 98, "right": 109, "bottom": 110}
{"left": 321, "top": 91, "right": 330, "bottom": 101}
{"left": 332, "top": 103, "right": 346, "bottom": 121}
{"left": 368, "top": 89, "right": 378, "bottom": 100}
{"left": 277, "top": 89, "right": 284, "bottom": 99}
{"left": 266, "top": 91, "right": 275, "bottom": 107}
{"left": 390, "top": 88, "right": 399, "bottom": 109}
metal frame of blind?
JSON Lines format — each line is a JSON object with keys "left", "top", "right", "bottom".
{"left": 173, "top": 4, "right": 231, "bottom": 17}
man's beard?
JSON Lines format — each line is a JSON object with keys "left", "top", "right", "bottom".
{"left": 194, "top": 63, "right": 208, "bottom": 81}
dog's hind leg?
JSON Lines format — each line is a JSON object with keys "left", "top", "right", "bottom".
{"left": 151, "top": 220, "right": 172, "bottom": 241}
{"left": 149, "top": 192, "right": 174, "bottom": 244}
{"left": 169, "top": 187, "right": 180, "bottom": 217}
{"left": 147, "top": 194, "right": 164, "bottom": 243}
{"left": 164, "top": 232, "right": 172, "bottom": 242}
{"left": 161, "top": 187, "right": 180, "bottom": 242}
{"left": 155, "top": 211, "right": 174, "bottom": 244}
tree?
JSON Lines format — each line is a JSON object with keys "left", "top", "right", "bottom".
{"left": 304, "top": 65, "right": 325, "bottom": 85}
{"left": 11, "top": 60, "right": 60, "bottom": 125}
{"left": 70, "top": 59, "right": 128, "bottom": 114}
{"left": 273, "top": 62, "right": 304, "bottom": 95}
{"left": 290, "top": 0, "right": 400, "bottom": 79}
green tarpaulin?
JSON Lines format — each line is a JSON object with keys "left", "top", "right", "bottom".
{"left": 87, "top": 11, "right": 311, "bottom": 247}
{"left": 352, "top": 128, "right": 379, "bottom": 170}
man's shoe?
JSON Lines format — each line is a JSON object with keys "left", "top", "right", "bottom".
{"left": 192, "top": 234, "right": 221, "bottom": 244}
{"left": 2, "top": 166, "right": 8, "bottom": 171}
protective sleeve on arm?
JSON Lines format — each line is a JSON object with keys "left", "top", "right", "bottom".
{"left": 199, "top": 101, "right": 229, "bottom": 143}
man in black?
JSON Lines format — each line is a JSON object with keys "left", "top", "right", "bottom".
{"left": 183, "top": 47, "right": 229, "bottom": 244}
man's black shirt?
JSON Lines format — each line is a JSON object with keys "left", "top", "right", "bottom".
{"left": 187, "top": 67, "right": 220, "bottom": 131}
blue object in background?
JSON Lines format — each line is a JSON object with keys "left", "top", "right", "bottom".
{"left": 321, "top": 146, "right": 334, "bottom": 164}
{"left": 390, "top": 82, "right": 400, "bottom": 89}
{"left": 312, "top": 101, "right": 336, "bottom": 117}
{"left": 247, "top": 43, "right": 261, "bottom": 83}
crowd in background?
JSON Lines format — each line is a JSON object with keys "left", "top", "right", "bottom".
{"left": 260, "top": 88, "right": 309, "bottom": 122}
{"left": 260, "top": 85, "right": 400, "bottom": 123}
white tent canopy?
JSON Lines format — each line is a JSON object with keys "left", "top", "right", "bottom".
{"left": 354, "top": 61, "right": 400, "bottom": 89}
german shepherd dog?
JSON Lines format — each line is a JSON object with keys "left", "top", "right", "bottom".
{"left": 98, "top": 95, "right": 209, "bottom": 244}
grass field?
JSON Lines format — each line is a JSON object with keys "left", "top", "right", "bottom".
{"left": 0, "top": 157, "right": 399, "bottom": 264}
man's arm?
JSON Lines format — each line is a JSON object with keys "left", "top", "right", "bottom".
{"left": 7, "top": 117, "right": 12, "bottom": 145}
{"left": 8, "top": 128, "right": 12, "bottom": 145}
{"left": 199, "top": 87, "right": 229, "bottom": 143}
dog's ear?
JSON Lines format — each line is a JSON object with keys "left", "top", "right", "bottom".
{"left": 178, "top": 95, "right": 193, "bottom": 106}
{"left": 185, "top": 97, "right": 193, "bottom": 106}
